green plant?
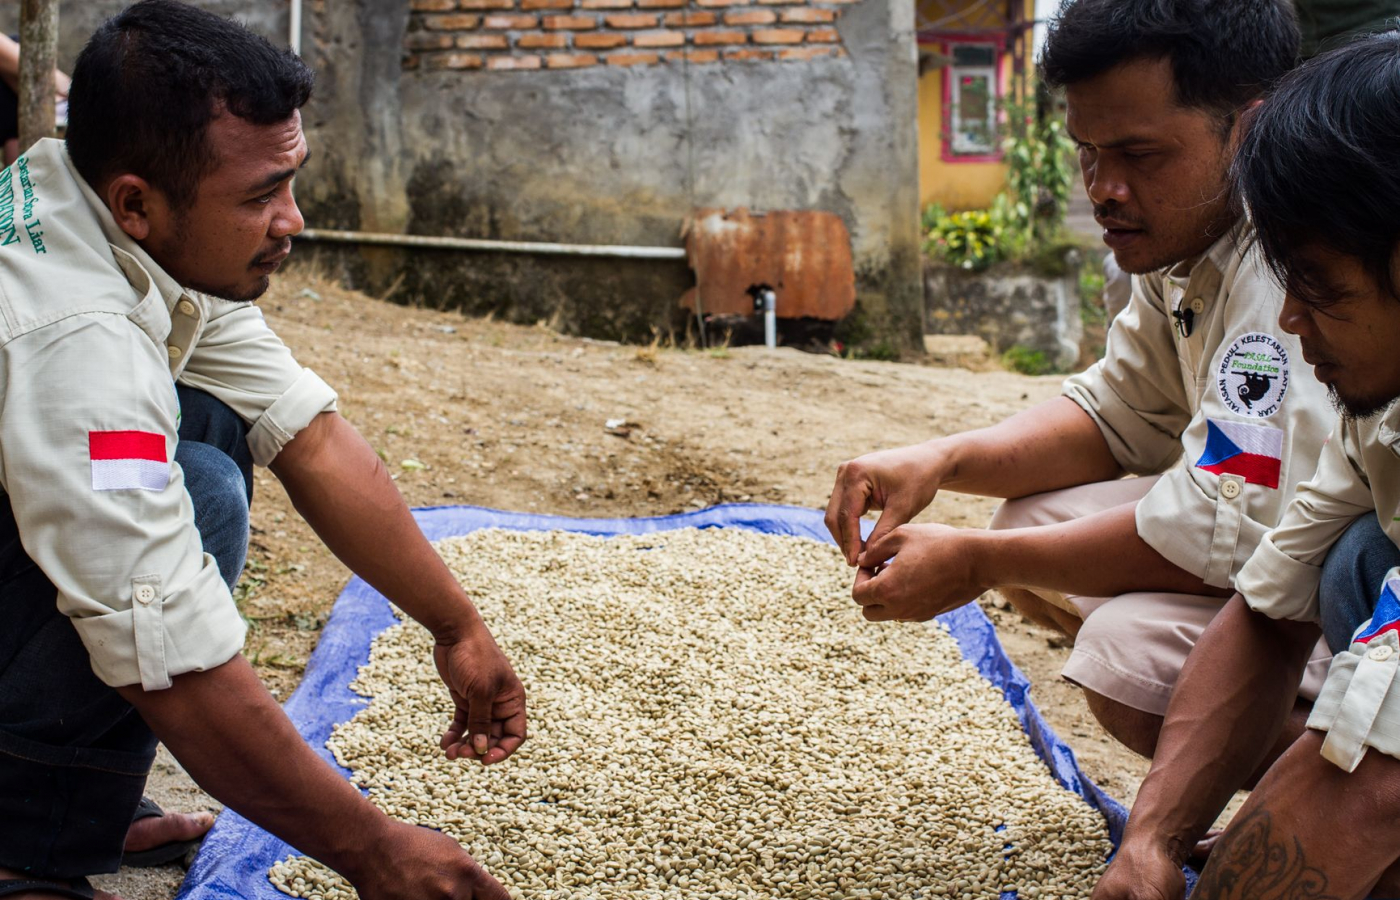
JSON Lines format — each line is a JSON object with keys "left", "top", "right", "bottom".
{"left": 1079, "top": 264, "right": 1107, "bottom": 328}
{"left": 926, "top": 207, "right": 1009, "bottom": 272}
{"left": 921, "top": 202, "right": 947, "bottom": 236}
{"left": 923, "top": 104, "right": 1078, "bottom": 273}
{"left": 1001, "top": 344, "right": 1055, "bottom": 376}
{"left": 1002, "top": 104, "right": 1077, "bottom": 253}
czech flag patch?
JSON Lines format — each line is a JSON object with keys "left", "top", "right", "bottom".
{"left": 89, "top": 430, "right": 169, "bottom": 492}
{"left": 1195, "top": 418, "right": 1283, "bottom": 489}
{"left": 1354, "top": 571, "right": 1400, "bottom": 646}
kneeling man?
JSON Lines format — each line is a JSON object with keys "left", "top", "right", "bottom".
{"left": 1097, "top": 32, "right": 1400, "bottom": 900}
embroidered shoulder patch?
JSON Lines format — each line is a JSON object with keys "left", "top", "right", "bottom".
{"left": 1195, "top": 418, "right": 1283, "bottom": 489}
{"left": 1217, "top": 332, "right": 1289, "bottom": 419}
{"left": 1355, "top": 571, "right": 1400, "bottom": 645}
{"left": 89, "top": 430, "right": 169, "bottom": 492}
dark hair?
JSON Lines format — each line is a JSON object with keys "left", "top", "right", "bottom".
{"left": 65, "top": 0, "right": 314, "bottom": 210}
{"left": 1041, "top": 0, "right": 1300, "bottom": 123}
{"left": 1236, "top": 32, "right": 1400, "bottom": 302}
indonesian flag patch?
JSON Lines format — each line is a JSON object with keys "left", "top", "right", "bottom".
{"left": 89, "top": 430, "right": 169, "bottom": 492}
{"left": 1195, "top": 418, "right": 1283, "bottom": 489}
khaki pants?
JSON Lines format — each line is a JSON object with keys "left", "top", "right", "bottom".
{"left": 989, "top": 476, "right": 1332, "bottom": 716}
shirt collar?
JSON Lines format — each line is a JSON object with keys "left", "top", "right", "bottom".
{"left": 53, "top": 139, "right": 190, "bottom": 312}
{"left": 1163, "top": 217, "right": 1250, "bottom": 291}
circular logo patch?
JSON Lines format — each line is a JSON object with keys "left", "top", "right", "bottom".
{"left": 1217, "top": 332, "right": 1289, "bottom": 419}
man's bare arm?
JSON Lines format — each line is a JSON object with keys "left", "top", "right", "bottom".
{"left": 269, "top": 411, "right": 525, "bottom": 762}
{"left": 827, "top": 397, "right": 1123, "bottom": 564}
{"left": 118, "top": 659, "right": 509, "bottom": 900}
{"left": 1091, "top": 595, "right": 1318, "bottom": 900}
{"left": 1193, "top": 729, "right": 1400, "bottom": 900}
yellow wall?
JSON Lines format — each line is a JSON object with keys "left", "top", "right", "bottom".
{"left": 916, "top": 0, "right": 1037, "bottom": 212}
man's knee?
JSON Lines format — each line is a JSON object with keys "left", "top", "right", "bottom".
{"left": 1001, "top": 587, "right": 1082, "bottom": 637}
{"left": 1083, "top": 688, "right": 1162, "bottom": 758}
{"left": 1319, "top": 513, "right": 1400, "bottom": 653}
{"left": 176, "top": 442, "right": 250, "bottom": 590}
{"left": 176, "top": 386, "right": 252, "bottom": 502}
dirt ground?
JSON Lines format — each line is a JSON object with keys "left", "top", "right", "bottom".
{"left": 97, "top": 265, "right": 1223, "bottom": 898}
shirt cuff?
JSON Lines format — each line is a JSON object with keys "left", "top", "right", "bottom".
{"left": 69, "top": 556, "right": 248, "bottom": 689}
{"left": 1238, "top": 536, "right": 1323, "bottom": 622}
{"left": 1309, "top": 631, "right": 1400, "bottom": 771}
{"left": 246, "top": 368, "right": 338, "bottom": 467}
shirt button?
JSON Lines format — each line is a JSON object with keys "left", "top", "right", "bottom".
{"left": 1219, "top": 480, "right": 1242, "bottom": 500}
{"left": 1368, "top": 644, "right": 1394, "bottom": 662}
{"left": 167, "top": 345, "right": 183, "bottom": 360}
{"left": 177, "top": 299, "right": 196, "bottom": 316}
{"left": 134, "top": 584, "right": 157, "bottom": 605}
{"left": 1190, "top": 298, "right": 1205, "bottom": 315}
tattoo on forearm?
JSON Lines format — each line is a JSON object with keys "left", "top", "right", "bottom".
{"left": 1193, "top": 809, "right": 1341, "bottom": 900}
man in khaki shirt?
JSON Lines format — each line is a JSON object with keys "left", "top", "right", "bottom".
{"left": 0, "top": 3, "right": 522, "bottom": 898}
{"left": 1094, "top": 34, "right": 1400, "bottom": 900}
{"left": 827, "top": 0, "right": 1334, "bottom": 761}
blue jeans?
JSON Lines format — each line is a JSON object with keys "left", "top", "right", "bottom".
{"left": 0, "top": 387, "right": 251, "bottom": 878}
{"left": 1319, "top": 513, "right": 1400, "bottom": 654}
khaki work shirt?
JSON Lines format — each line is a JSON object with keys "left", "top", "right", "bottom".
{"left": 1063, "top": 222, "right": 1332, "bottom": 587}
{"left": 0, "top": 139, "right": 336, "bottom": 690}
{"left": 1237, "top": 409, "right": 1400, "bottom": 771}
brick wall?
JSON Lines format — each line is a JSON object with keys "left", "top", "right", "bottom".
{"left": 405, "top": 0, "right": 849, "bottom": 70}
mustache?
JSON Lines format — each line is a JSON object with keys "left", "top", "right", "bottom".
{"left": 1092, "top": 204, "right": 1144, "bottom": 228}
{"left": 251, "top": 239, "right": 292, "bottom": 267}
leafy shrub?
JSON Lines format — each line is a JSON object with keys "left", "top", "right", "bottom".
{"left": 1001, "top": 345, "right": 1055, "bottom": 376}
{"left": 926, "top": 207, "right": 1009, "bottom": 272}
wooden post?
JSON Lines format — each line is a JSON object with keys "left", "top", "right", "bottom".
{"left": 18, "top": 0, "right": 59, "bottom": 155}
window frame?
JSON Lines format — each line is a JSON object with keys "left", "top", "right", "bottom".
{"left": 933, "top": 35, "right": 1007, "bottom": 164}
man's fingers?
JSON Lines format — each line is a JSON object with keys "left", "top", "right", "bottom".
{"left": 482, "top": 704, "right": 528, "bottom": 765}
{"left": 464, "top": 685, "right": 498, "bottom": 760}
{"left": 825, "top": 469, "right": 873, "bottom": 566}
{"left": 468, "top": 865, "right": 513, "bottom": 900}
{"left": 485, "top": 734, "right": 526, "bottom": 765}
{"left": 863, "top": 506, "right": 911, "bottom": 558}
{"left": 441, "top": 709, "right": 468, "bottom": 757}
{"left": 861, "top": 603, "right": 891, "bottom": 622}
{"left": 856, "top": 526, "right": 905, "bottom": 569}
{"left": 852, "top": 565, "right": 887, "bottom": 607}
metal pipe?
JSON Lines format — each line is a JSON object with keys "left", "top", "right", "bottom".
{"left": 289, "top": 0, "right": 302, "bottom": 55}
{"left": 760, "top": 287, "right": 777, "bottom": 349}
{"left": 296, "top": 227, "right": 689, "bottom": 261}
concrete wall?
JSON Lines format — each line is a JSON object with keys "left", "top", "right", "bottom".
{"left": 20, "top": 0, "right": 923, "bottom": 352}
{"left": 924, "top": 254, "right": 1083, "bottom": 371}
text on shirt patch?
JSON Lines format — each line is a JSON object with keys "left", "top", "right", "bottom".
{"left": 1195, "top": 418, "right": 1283, "bottom": 489}
{"left": 1217, "top": 332, "right": 1289, "bottom": 419}
{"left": 89, "top": 431, "right": 169, "bottom": 492}
{"left": 0, "top": 156, "right": 48, "bottom": 255}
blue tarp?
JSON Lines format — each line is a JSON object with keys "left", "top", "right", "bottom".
{"left": 175, "top": 503, "right": 1141, "bottom": 899}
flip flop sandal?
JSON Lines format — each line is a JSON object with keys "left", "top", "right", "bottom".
{"left": 121, "top": 797, "right": 204, "bottom": 869}
{"left": 0, "top": 877, "right": 95, "bottom": 899}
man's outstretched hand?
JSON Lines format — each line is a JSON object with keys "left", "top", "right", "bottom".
{"left": 826, "top": 443, "right": 946, "bottom": 566}
{"left": 434, "top": 630, "right": 527, "bottom": 765}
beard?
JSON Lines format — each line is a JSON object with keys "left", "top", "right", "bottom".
{"left": 1329, "top": 384, "right": 1394, "bottom": 422}
{"left": 147, "top": 210, "right": 282, "bottom": 303}
{"left": 198, "top": 275, "right": 271, "bottom": 304}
